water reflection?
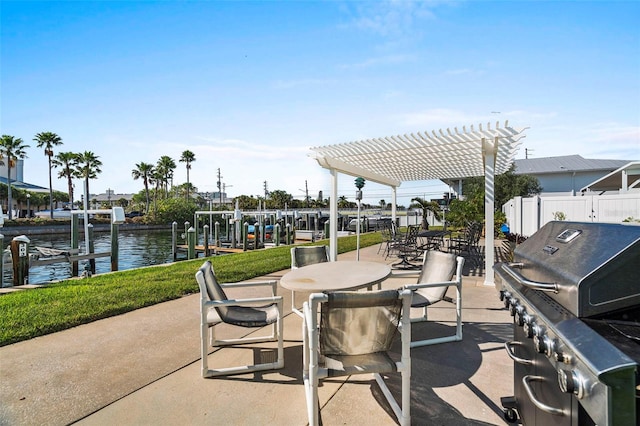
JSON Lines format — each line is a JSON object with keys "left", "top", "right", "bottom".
{"left": 3, "top": 229, "right": 176, "bottom": 285}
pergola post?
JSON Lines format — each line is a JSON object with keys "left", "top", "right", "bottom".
{"left": 329, "top": 168, "right": 338, "bottom": 261}
{"left": 391, "top": 187, "right": 397, "bottom": 224}
{"left": 483, "top": 137, "right": 498, "bottom": 286}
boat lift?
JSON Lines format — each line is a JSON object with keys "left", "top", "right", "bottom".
{"left": 0, "top": 207, "right": 125, "bottom": 286}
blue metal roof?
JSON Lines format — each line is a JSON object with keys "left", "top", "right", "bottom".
{"left": 0, "top": 177, "right": 50, "bottom": 192}
{"left": 514, "top": 155, "right": 629, "bottom": 175}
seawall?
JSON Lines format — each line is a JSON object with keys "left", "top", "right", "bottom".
{"left": 0, "top": 223, "right": 172, "bottom": 237}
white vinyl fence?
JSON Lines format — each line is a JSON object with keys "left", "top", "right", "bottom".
{"left": 503, "top": 192, "right": 640, "bottom": 237}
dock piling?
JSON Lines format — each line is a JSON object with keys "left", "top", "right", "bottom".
{"left": 11, "top": 235, "right": 30, "bottom": 286}
{"left": 172, "top": 221, "right": 178, "bottom": 261}
{"left": 111, "top": 222, "right": 119, "bottom": 271}
{"left": 88, "top": 224, "right": 95, "bottom": 274}
{"left": 203, "top": 225, "right": 210, "bottom": 257}
{"left": 187, "top": 227, "right": 196, "bottom": 259}
{"left": 71, "top": 215, "right": 79, "bottom": 276}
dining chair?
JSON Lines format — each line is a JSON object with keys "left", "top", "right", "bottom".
{"left": 289, "top": 245, "right": 330, "bottom": 314}
{"left": 302, "top": 289, "right": 412, "bottom": 426}
{"left": 397, "top": 250, "right": 465, "bottom": 348}
{"left": 290, "top": 245, "right": 330, "bottom": 269}
{"left": 379, "top": 221, "right": 403, "bottom": 257}
{"left": 196, "top": 260, "right": 284, "bottom": 377}
{"left": 391, "top": 225, "right": 421, "bottom": 269}
{"left": 448, "top": 222, "right": 482, "bottom": 260}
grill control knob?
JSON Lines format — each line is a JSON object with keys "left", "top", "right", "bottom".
{"left": 543, "top": 336, "right": 556, "bottom": 358}
{"left": 530, "top": 322, "right": 543, "bottom": 337}
{"left": 558, "top": 369, "right": 585, "bottom": 399}
{"left": 522, "top": 315, "right": 535, "bottom": 338}
{"left": 502, "top": 291, "right": 512, "bottom": 308}
{"left": 533, "top": 334, "right": 554, "bottom": 356}
{"left": 508, "top": 299, "right": 519, "bottom": 316}
{"left": 514, "top": 305, "right": 526, "bottom": 326}
{"left": 554, "top": 351, "right": 572, "bottom": 364}
{"left": 533, "top": 335, "right": 544, "bottom": 353}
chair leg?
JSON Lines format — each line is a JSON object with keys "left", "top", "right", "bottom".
{"left": 303, "top": 319, "right": 320, "bottom": 425}
{"left": 276, "top": 307, "right": 284, "bottom": 369}
{"left": 201, "top": 310, "right": 210, "bottom": 377}
{"left": 401, "top": 368, "right": 411, "bottom": 426}
{"left": 409, "top": 285, "right": 463, "bottom": 348}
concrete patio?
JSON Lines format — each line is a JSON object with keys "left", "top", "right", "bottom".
{"left": 0, "top": 243, "right": 514, "bottom": 425}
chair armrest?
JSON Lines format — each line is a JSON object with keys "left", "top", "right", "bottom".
{"left": 204, "top": 295, "right": 283, "bottom": 308}
{"left": 220, "top": 280, "right": 278, "bottom": 295}
{"left": 404, "top": 280, "right": 459, "bottom": 290}
{"left": 390, "top": 269, "right": 421, "bottom": 277}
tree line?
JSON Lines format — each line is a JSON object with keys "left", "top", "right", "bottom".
{"left": 0, "top": 132, "right": 102, "bottom": 220}
{"left": 2, "top": 132, "right": 540, "bottom": 231}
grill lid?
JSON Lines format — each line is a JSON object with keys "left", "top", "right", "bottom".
{"left": 499, "top": 221, "right": 640, "bottom": 317}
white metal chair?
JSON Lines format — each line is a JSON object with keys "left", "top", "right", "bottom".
{"left": 196, "top": 260, "right": 284, "bottom": 378}
{"left": 289, "top": 245, "right": 330, "bottom": 315}
{"left": 397, "top": 250, "right": 465, "bottom": 348}
{"left": 290, "top": 245, "right": 330, "bottom": 269}
{"left": 302, "top": 289, "right": 412, "bottom": 426}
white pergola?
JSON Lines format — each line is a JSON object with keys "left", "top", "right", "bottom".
{"left": 309, "top": 121, "right": 528, "bottom": 285}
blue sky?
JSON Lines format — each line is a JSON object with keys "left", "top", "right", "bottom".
{"left": 1, "top": 0, "right": 639, "bottom": 207}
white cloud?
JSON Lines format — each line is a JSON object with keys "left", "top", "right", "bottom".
{"left": 346, "top": 0, "right": 439, "bottom": 37}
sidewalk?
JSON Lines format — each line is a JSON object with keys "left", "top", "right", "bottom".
{"left": 0, "top": 244, "right": 513, "bottom": 425}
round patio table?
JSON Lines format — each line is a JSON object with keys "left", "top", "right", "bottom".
{"left": 281, "top": 260, "right": 392, "bottom": 316}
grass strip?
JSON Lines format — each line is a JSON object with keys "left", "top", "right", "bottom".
{"left": 0, "top": 233, "right": 381, "bottom": 346}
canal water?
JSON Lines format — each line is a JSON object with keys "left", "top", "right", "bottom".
{"left": 2, "top": 229, "right": 177, "bottom": 286}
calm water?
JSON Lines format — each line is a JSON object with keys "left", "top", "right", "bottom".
{"left": 3, "top": 229, "right": 178, "bottom": 285}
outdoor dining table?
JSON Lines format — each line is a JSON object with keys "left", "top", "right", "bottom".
{"left": 280, "top": 260, "right": 392, "bottom": 317}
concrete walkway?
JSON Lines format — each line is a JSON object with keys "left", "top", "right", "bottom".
{"left": 0, "top": 244, "right": 513, "bottom": 425}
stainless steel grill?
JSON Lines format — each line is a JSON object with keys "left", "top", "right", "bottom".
{"left": 494, "top": 221, "right": 640, "bottom": 426}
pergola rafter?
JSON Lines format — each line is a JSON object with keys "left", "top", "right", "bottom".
{"left": 309, "top": 120, "right": 528, "bottom": 285}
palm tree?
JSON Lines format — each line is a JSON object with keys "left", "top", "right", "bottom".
{"left": 410, "top": 197, "right": 443, "bottom": 230}
{"left": 337, "top": 195, "right": 350, "bottom": 209}
{"left": 75, "top": 151, "right": 102, "bottom": 209}
{"left": 179, "top": 150, "right": 196, "bottom": 200}
{"left": 150, "top": 167, "right": 163, "bottom": 213}
{"left": 131, "top": 162, "right": 154, "bottom": 213}
{"left": 0, "top": 135, "right": 30, "bottom": 219}
{"left": 33, "top": 131, "right": 63, "bottom": 218}
{"left": 156, "top": 156, "right": 176, "bottom": 197}
{"left": 51, "top": 152, "right": 79, "bottom": 207}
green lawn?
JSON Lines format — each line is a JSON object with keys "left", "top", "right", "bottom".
{"left": 0, "top": 233, "right": 381, "bottom": 346}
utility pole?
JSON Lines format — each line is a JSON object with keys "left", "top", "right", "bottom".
{"left": 217, "top": 168, "right": 223, "bottom": 206}
{"left": 263, "top": 180, "right": 269, "bottom": 209}
{"left": 304, "top": 180, "right": 309, "bottom": 207}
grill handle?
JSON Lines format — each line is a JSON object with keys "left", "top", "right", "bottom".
{"left": 504, "top": 341, "right": 533, "bottom": 365}
{"left": 522, "top": 375, "right": 566, "bottom": 416}
{"left": 501, "top": 263, "right": 559, "bottom": 293}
